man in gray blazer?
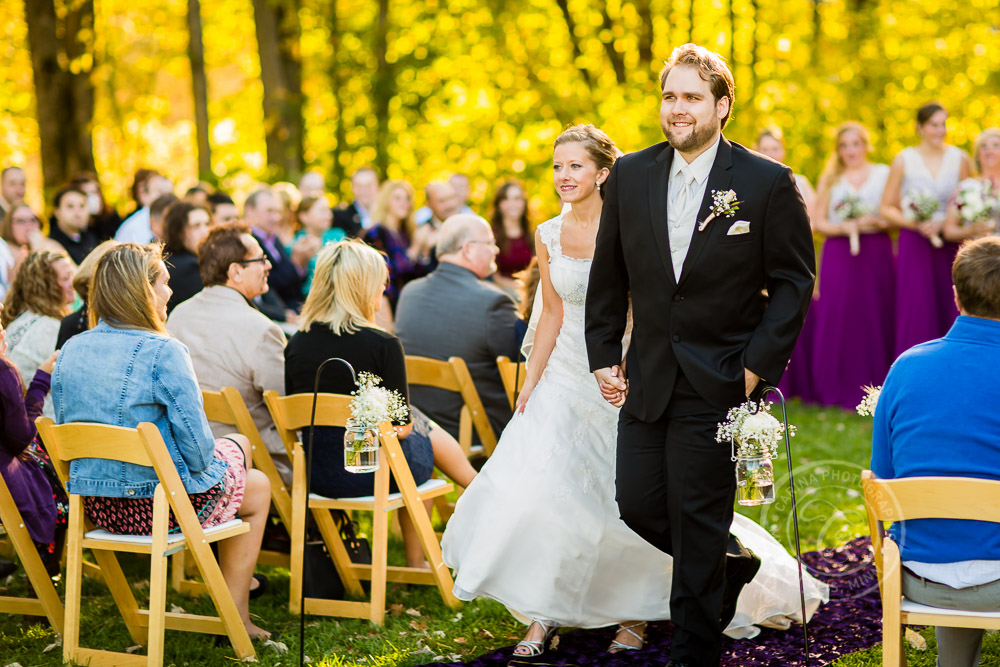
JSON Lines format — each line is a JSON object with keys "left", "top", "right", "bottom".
{"left": 395, "top": 215, "right": 519, "bottom": 443}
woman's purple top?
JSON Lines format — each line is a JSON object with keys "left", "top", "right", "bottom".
{"left": 0, "top": 358, "right": 56, "bottom": 543}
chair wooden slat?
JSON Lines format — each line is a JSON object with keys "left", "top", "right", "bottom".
{"left": 496, "top": 356, "right": 526, "bottom": 409}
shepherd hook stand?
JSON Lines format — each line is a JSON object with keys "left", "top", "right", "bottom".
{"left": 300, "top": 358, "right": 357, "bottom": 667}
{"left": 751, "top": 385, "right": 811, "bottom": 666}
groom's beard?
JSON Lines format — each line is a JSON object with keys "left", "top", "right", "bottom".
{"left": 664, "top": 119, "right": 718, "bottom": 154}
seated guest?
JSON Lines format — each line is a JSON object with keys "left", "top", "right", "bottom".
{"left": 364, "top": 181, "right": 419, "bottom": 307}
{"left": 294, "top": 195, "right": 345, "bottom": 295}
{"left": 333, "top": 166, "right": 379, "bottom": 237}
{"left": 54, "top": 243, "right": 272, "bottom": 638}
{"left": 409, "top": 181, "right": 459, "bottom": 272}
{"left": 57, "top": 240, "right": 118, "bottom": 349}
{"left": 246, "top": 188, "right": 315, "bottom": 318}
{"left": 298, "top": 170, "right": 326, "bottom": 198}
{"left": 167, "top": 223, "right": 291, "bottom": 484}
{"left": 48, "top": 186, "right": 99, "bottom": 265}
{"left": 0, "top": 343, "right": 65, "bottom": 573}
{"left": 69, "top": 172, "right": 122, "bottom": 242}
{"left": 162, "top": 202, "right": 211, "bottom": 313}
{"left": 490, "top": 179, "right": 534, "bottom": 291}
{"left": 183, "top": 184, "right": 211, "bottom": 207}
{"left": 285, "top": 241, "right": 476, "bottom": 567}
{"left": 395, "top": 215, "right": 518, "bottom": 442}
{"left": 148, "top": 192, "right": 180, "bottom": 242}
{"left": 0, "top": 204, "right": 61, "bottom": 299}
{"left": 0, "top": 167, "right": 26, "bottom": 221}
{"left": 115, "top": 169, "right": 173, "bottom": 243}
{"left": 871, "top": 236, "right": 1000, "bottom": 667}
{"left": 208, "top": 192, "right": 240, "bottom": 226}
{"left": 3, "top": 250, "right": 75, "bottom": 417}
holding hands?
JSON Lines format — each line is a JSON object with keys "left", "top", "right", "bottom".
{"left": 594, "top": 365, "right": 627, "bottom": 408}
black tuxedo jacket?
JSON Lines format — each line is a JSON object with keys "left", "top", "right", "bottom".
{"left": 252, "top": 231, "right": 304, "bottom": 311}
{"left": 332, "top": 202, "right": 364, "bottom": 238}
{"left": 585, "top": 137, "right": 815, "bottom": 421}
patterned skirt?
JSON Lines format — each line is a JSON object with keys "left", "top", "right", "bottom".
{"left": 83, "top": 437, "right": 247, "bottom": 535}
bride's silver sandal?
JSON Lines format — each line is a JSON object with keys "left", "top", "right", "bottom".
{"left": 513, "top": 619, "right": 558, "bottom": 657}
{"left": 607, "top": 621, "right": 646, "bottom": 653}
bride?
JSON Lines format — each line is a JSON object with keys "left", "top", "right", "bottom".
{"left": 440, "top": 124, "right": 828, "bottom": 658}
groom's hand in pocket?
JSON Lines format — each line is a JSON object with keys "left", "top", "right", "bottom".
{"left": 744, "top": 368, "right": 761, "bottom": 397}
{"left": 595, "top": 365, "right": 628, "bottom": 407}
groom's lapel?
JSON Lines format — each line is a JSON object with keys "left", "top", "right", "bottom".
{"left": 648, "top": 144, "right": 676, "bottom": 286}
{"left": 677, "top": 136, "right": 734, "bottom": 288}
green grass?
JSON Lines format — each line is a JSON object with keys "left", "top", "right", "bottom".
{"left": 0, "top": 402, "right": 988, "bottom": 665}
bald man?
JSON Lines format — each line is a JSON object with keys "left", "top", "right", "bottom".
{"left": 395, "top": 215, "right": 518, "bottom": 443}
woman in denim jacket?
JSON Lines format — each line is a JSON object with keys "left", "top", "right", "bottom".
{"left": 52, "top": 243, "right": 272, "bottom": 640}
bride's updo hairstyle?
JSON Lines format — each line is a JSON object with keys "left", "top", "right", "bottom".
{"left": 553, "top": 124, "right": 619, "bottom": 199}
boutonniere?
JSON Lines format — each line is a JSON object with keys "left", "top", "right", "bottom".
{"left": 698, "top": 189, "right": 742, "bottom": 232}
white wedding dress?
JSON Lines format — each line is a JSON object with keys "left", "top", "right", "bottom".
{"left": 440, "top": 215, "right": 829, "bottom": 638}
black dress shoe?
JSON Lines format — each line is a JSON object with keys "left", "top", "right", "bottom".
{"left": 248, "top": 573, "right": 269, "bottom": 600}
{"left": 720, "top": 545, "right": 761, "bottom": 630}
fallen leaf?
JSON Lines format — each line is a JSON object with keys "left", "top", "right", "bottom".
{"left": 432, "top": 657, "right": 444, "bottom": 662}
{"left": 303, "top": 657, "right": 312, "bottom": 664}
{"left": 477, "top": 628, "right": 494, "bottom": 639}
{"left": 409, "top": 620, "right": 428, "bottom": 631}
{"left": 42, "top": 635, "right": 62, "bottom": 653}
{"left": 432, "top": 630, "right": 446, "bottom": 638}
{"left": 389, "top": 603, "right": 404, "bottom": 616}
{"left": 4, "top": 662, "right": 24, "bottom": 667}
{"left": 449, "top": 655, "right": 461, "bottom": 662}
{"left": 125, "top": 645, "right": 143, "bottom": 654}
{"left": 550, "top": 635, "right": 560, "bottom": 650}
{"left": 454, "top": 637, "right": 467, "bottom": 644}
{"left": 450, "top": 612, "right": 463, "bottom": 622}
{"left": 905, "top": 628, "right": 927, "bottom": 650}
{"left": 169, "top": 603, "right": 186, "bottom": 614}
{"left": 405, "top": 607, "right": 421, "bottom": 617}
{"left": 410, "top": 646, "right": 434, "bottom": 656}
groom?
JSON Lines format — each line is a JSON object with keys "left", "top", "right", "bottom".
{"left": 585, "top": 44, "right": 815, "bottom": 666}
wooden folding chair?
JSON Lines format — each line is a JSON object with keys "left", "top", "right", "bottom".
{"left": 264, "top": 390, "right": 459, "bottom": 625}
{"left": 496, "top": 355, "right": 526, "bottom": 410}
{"left": 405, "top": 355, "right": 497, "bottom": 458}
{"left": 861, "top": 469, "right": 1000, "bottom": 666}
{"left": 0, "top": 471, "right": 64, "bottom": 633}
{"left": 36, "top": 418, "right": 255, "bottom": 666}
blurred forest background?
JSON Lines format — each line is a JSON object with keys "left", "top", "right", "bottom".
{"left": 2, "top": 0, "right": 999, "bottom": 217}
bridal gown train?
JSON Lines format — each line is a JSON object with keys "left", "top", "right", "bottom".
{"left": 441, "top": 215, "right": 829, "bottom": 638}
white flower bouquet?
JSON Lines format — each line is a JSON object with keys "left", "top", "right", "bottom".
{"left": 716, "top": 400, "right": 796, "bottom": 506}
{"left": 833, "top": 193, "right": 871, "bottom": 256}
{"left": 345, "top": 372, "right": 409, "bottom": 471}
{"left": 955, "top": 178, "right": 999, "bottom": 229}
{"left": 855, "top": 384, "right": 882, "bottom": 418}
{"left": 902, "top": 189, "right": 944, "bottom": 248}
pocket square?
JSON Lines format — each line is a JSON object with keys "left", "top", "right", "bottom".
{"left": 727, "top": 220, "right": 751, "bottom": 236}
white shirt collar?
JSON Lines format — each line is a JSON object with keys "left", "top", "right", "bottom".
{"left": 670, "top": 134, "right": 722, "bottom": 186}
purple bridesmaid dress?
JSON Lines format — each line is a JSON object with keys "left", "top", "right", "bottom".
{"left": 811, "top": 164, "right": 896, "bottom": 411}
{"left": 894, "top": 147, "right": 962, "bottom": 357}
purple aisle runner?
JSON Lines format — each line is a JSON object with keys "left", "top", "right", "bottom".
{"left": 425, "top": 537, "right": 881, "bottom": 667}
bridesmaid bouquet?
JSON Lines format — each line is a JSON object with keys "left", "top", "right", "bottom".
{"left": 955, "top": 178, "right": 999, "bottom": 230}
{"left": 855, "top": 384, "right": 882, "bottom": 417}
{"left": 716, "top": 401, "right": 796, "bottom": 506}
{"left": 901, "top": 189, "right": 944, "bottom": 248}
{"left": 345, "top": 372, "right": 409, "bottom": 471}
{"left": 833, "top": 193, "right": 870, "bottom": 256}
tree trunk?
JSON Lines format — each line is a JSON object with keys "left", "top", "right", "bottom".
{"left": 371, "top": 0, "right": 392, "bottom": 179}
{"left": 187, "top": 0, "right": 213, "bottom": 184}
{"left": 554, "top": 0, "right": 593, "bottom": 88}
{"left": 598, "top": 5, "right": 627, "bottom": 84}
{"left": 252, "top": 0, "right": 304, "bottom": 182}
{"left": 327, "top": 0, "right": 346, "bottom": 195}
{"left": 688, "top": 0, "right": 696, "bottom": 43}
{"left": 23, "top": 0, "right": 96, "bottom": 200}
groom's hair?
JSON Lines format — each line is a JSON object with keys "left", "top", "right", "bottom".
{"left": 953, "top": 237, "right": 1000, "bottom": 319}
{"left": 659, "top": 44, "right": 735, "bottom": 129}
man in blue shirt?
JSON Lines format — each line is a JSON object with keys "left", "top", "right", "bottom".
{"left": 871, "top": 236, "right": 1000, "bottom": 667}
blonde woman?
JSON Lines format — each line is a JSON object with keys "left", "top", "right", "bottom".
{"left": 363, "top": 180, "right": 419, "bottom": 305}
{"left": 53, "top": 243, "right": 272, "bottom": 640}
{"left": 943, "top": 128, "right": 1000, "bottom": 243}
{"left": 809, "top": 122, "right": 895, "bottom": 410}
{"left": 284, "top": 240, "right": 476, "bottom": 568}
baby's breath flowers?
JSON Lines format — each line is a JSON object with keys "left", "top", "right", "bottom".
{"left": 350, "top": 372, "right": 409, "bottom": 429}
{"left": 856, "top": 384, "right": 882, "bottom": 418}
{"left": 716, "top": 400, "right": 794, "bottom": 459}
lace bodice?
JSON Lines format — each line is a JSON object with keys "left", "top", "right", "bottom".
{"left": 538, "top": 215, "right": 592, "bottom": 309}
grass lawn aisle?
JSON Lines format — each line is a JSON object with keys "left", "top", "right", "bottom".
{"left": 0, "top": 403, "right": 989, "bottom": 666}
